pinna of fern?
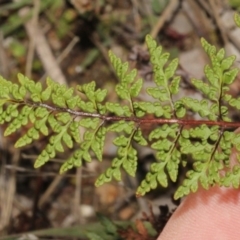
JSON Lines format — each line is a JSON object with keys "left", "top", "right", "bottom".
{"left": 1, "top": 14, "right": 240, "bottom": 199}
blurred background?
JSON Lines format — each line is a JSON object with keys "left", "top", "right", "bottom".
{"left": 0, "top": 0, "right": 240, "bottom": 239}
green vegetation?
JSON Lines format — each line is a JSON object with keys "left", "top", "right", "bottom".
{"left": 1, "top": 14, "right": 240, "bottom": 200}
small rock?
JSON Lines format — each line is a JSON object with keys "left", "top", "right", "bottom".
{"left": 118, "top": 205, "right": 135, "bottom": 220}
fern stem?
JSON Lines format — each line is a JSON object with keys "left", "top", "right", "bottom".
{"left": 22, "top": 100, "right": 240, "bottom": 129}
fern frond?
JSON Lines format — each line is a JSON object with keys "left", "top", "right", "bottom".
{"left": 1, "top": 14, "right": 240, "bottom": 199}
